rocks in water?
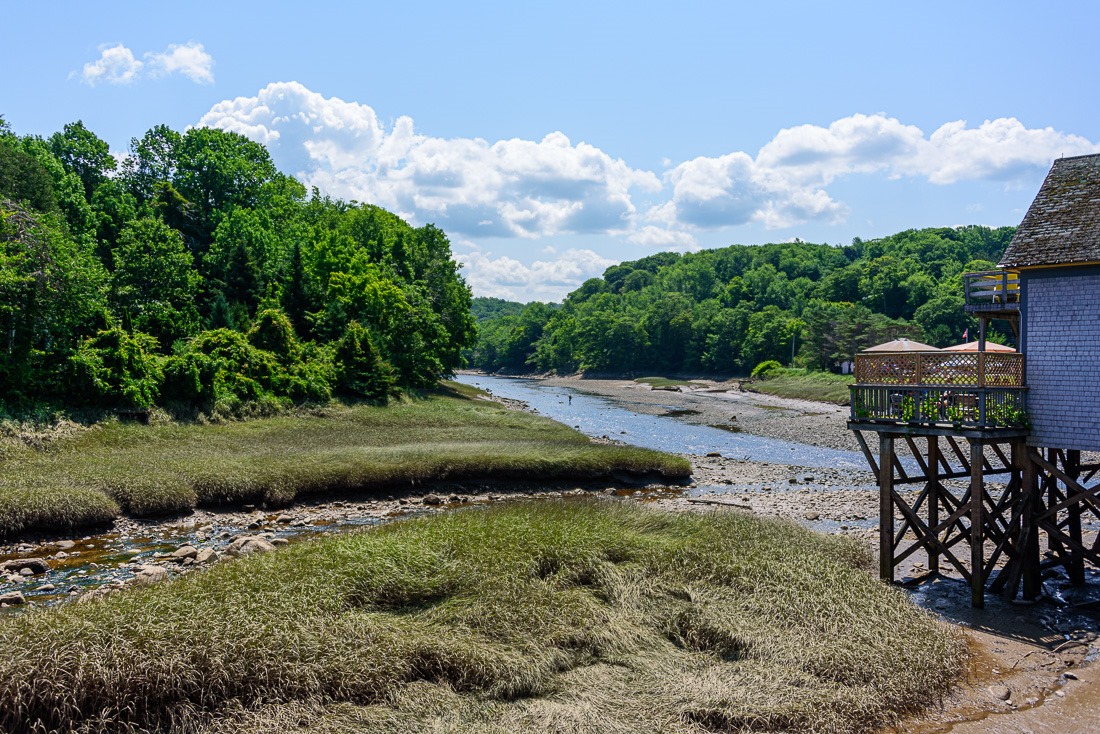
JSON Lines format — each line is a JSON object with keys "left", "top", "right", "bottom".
{"left": 275, "top": 514, "right": 294, "bottom": 524}
{"left": 0, "top": 558, "right": 50, "bottom": 575}
{"left": 803, "top": 512, "right": 821, "bottom": 521}
{"left": 422, "top": 493, "right": 443, "bottom": 505}
{"left": 0, "top": 591, "right": 26, "bottom": 606}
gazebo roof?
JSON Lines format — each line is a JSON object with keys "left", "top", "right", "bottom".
{"left": 862, "top": 338, "right": 939, "bottom": 353}
{"left": 941, "top": 340, "right": 1015, "bottom": 353}
{"left": 1000, "top": 154, "right": 1100, "bottom": 269}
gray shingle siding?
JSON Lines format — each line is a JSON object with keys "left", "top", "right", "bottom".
{"left": 1023, "top": 268, "right": 1100, "bottom": 450}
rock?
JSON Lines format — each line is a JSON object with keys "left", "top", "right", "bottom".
{"left": 803, "top": 512, "right": 820, "bottom": 521}
{"left": 988, "top": 684, "right": 1012, "bottom": 701}
{"left": 55, "top": 540, "right": 76, "bottom": 550}
{"left": 706, "top": 451, "right": 721, "bottom": 457}
{"left": 0, "top": 591, "right": 26, "bottom": 606}
{"left": 271, "top": 538, "right": 290, "bottom": 546}
{"left": 225, "top": 537, "right": 276, "bottom": 556}
{"left": 35, "top": 584, "right": 56, "bottom": 592}
{"left": 133, "top": 565, "right": 168, "bottom": 585}
{"left": 170, "top": 545, "right": 199, "bottom": 561}
{"left": 275, "top": 514, "right": 294, "bottom": 524}
{"left": 194, "top": 548, "right": 218, "bottom": 564}
{"left": 422, "top": 493, "right": 443, "bottom": 505}
{"left": 1, "top": 557, "right": 50, "bottom": 575}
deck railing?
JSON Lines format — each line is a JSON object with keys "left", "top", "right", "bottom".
{"left": 853, "top": 351, "right": 1024, "bottom": 387}
{"left": 851, "top": 351, "right": 1027, "bottom": 428}
{"left": 964, "top": 269, "right": 1019, "bottom": 311}
{"left": 850, "top": 385, "right": 1028, "bottom": 428}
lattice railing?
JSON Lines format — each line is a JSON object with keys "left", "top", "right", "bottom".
{"left": 854, "top": 352, "right": 1024, "bottom": 387}
{"left": 850, "top": 385, "right": 1028, "bottom": 428}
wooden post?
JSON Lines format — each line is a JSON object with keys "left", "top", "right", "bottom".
{"left": 1067, "top": 449, "right": 1086, "bottom": 585}
{"left": 928, "top": 436, "right": 940, "bottom": 574}
{"left": 1020, "top": 443, "right": 1041, "bottom": 600}
{"left": 879, "top": 434, "right": 895, "bottom": 583}
{"left": 970, "top": 439, "right": 985, "bottom": 608}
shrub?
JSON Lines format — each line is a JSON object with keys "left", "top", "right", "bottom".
{"left": 68, "top": 328, "right": 163, "bottom": 409}
{"left": 751, "top": 359, "right": 783, "bottom": 379}
{"left": 335, "top": 321, "right": 395, "bottom": 402}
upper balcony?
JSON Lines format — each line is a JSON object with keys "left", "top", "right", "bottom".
{"left": 849, "top": 350, "right": 1028, "bottom": 432}
{"left": 964, "top": 269, "right": 1019, "bottom": 316}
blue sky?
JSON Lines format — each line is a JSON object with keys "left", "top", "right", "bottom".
{"left": 4, "top": 2, "right": 1099, "bottom": 301}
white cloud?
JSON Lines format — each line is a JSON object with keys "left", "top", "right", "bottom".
{"left": 457, "top": 248, "right": 617, "bottom": 302}
{"left": 79, "top": 44, "right": 143, "bottom": 85}
{"left": 193, "top": 85, "right": 1100, "bottom": 296}
{"left": 77, "top": 42, "right": 214, "bottom": 86}
{"left": 146, "top": 42, "right": 214, "bottom": 84}
{"left": 196, "top": 82, "right": 660, "bottom": 240}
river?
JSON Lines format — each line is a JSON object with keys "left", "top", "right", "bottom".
{"left": 453, "top": 373, "right": 869, "bottom": 470}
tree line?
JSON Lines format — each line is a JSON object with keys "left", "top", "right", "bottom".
{"left": 469, "top": 227, "right": 1015, "bottom": 375}
{"left": 0, "top": 115, "right": 475, "bottom": 416}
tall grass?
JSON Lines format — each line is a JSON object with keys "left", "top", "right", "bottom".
{"left": 0, "top": 501, "right": 964, "bottom": 734}
{"left": 0, "top": 385, "right": 689, "bottom": 537}
{"left": 746, "top": 368, "right": 854, "bottom": 404}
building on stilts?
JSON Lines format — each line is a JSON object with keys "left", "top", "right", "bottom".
{"left": 849, "top": 153, "right": 1100, "bottom": 607}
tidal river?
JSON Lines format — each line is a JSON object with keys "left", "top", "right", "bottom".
{"left": 453, "top": 374, "right": 868, "bottom": 471}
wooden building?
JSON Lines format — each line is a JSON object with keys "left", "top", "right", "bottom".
{"left": 849, "top": 153, "right": 1100, "bottom": 606}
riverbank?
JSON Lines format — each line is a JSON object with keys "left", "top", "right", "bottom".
{"left": 529, "top": 373, "right": 1100, "bottom": 733}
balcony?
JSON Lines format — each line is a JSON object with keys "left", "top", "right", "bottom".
{"left": 849, "top": 351, "right": 1028, "bottom": 430}
{"left": 964, "top": 269, "right": 1019, "bottom": 315}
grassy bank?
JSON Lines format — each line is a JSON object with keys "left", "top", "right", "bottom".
{"left": 0, "top": 500, "right": 962, "bottom": 734}
{"left": 0, "top": 382, "right": 689, "bottom": 538}
{"left": 745, "top": 368, "right": 854, "bottom": 404}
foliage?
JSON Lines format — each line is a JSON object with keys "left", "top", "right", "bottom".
{"left": 69, "top": 328, "right": 162, "bottom": 409}
{"left": 470, "top": 226, "right": 1015, "bottom": 377}
{"left": 751, "top": 360, "right": 783, "bottom": 378}
{"left": 0, "top": 120, "right": 476, "bottom": 415}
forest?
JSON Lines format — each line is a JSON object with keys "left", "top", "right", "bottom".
{"left": 0, "top": 115, "right": 475, "bottom": 416}
{"left": 469, "top": 226, "right": 1016, "bottom": 375}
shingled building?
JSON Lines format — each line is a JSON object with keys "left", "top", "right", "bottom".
{"left": 1001, "top": 153, "right": 1100, "bottom": 451}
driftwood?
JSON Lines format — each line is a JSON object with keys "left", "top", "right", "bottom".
{"left": 686, "top": 498, "right": 753, "bottom": 510}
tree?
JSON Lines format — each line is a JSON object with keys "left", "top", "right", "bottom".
{"left": 48, "top": 121, "right": 116, "bottom": 200}
{"left": 111, "top": 218, "right": 202, "bottom": 346}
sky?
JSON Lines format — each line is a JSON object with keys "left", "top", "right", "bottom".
{"left": 3, "top": 2, "right": 1099, "bottom": 302}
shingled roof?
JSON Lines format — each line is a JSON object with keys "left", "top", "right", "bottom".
{"left": 999, "top": 153, "right": 1100, "bottom": 269}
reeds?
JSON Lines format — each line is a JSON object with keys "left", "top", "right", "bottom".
{"left": 0, "top": 387, "right": 689, "bottom": 537}
{"left": 0, "top": 501, "right": 963, "bottom": 733}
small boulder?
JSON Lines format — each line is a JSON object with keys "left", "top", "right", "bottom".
{"left": 225, "top": 537, "right": 276, "bottom": 556}
{"left": 133, "top": 565, "right": 168, "bottom": 585}
{"left": 0, "top": 591, "right": 26, "bottom": 606}
{"left": 988, "top": 684, "right": 1012, "bottom": 701}
{"left": 705, "top": 451, "right": 721, "bottom": 458}
{"left": 1, "top": 558, "right": 50, "bottom": 575}
{"left": 170, "top": 545, "right": 199, "bottom": 561}
{"left": 194, "top": 548, "right": 218, "bottom": 564}
{"left": 422, "top": 494, "right": 443, "bottom": 505}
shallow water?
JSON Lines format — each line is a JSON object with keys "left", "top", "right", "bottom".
{"left": 454, "top": 374, "right": 869, "bottom": 470}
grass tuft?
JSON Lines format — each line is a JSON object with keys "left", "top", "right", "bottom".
{"left": 0, "top": 500, "right": 963, "bottom": 733}
{"left": 745, "top": 368, "right": 854, "bottom": 404}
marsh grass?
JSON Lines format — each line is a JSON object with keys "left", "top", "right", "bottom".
{"left": 746, "top": 368, "right": 854, "bottom": 404}
{"left": 635, "top": 377, "right": 705, "bottom": 390}
{"left": 0, "top": 384, "right": 689, "bottom": 536}
{"left": 0, "top": 501, "right": 963, "bottom": 734}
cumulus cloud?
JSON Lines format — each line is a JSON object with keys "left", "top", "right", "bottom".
{"left": 456, "top": 248, "right": 617, "bottom": 301}
{"left": 77, "top": 42, "right": 214, "bottom": 85}
{"left": 79, "top": 44, "right": 143, "bottom": 85}
{"left": 146, "top": 42, "right": 214, "bottom": 84}
{"left": 658, "top": 113, "right": 1100, "bottom": 231}
{"left": 193, "top": 85, "right": 1100, "bottom": 293}
{"left": 196, "top": 82, "right": 660, "bottom": 240}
